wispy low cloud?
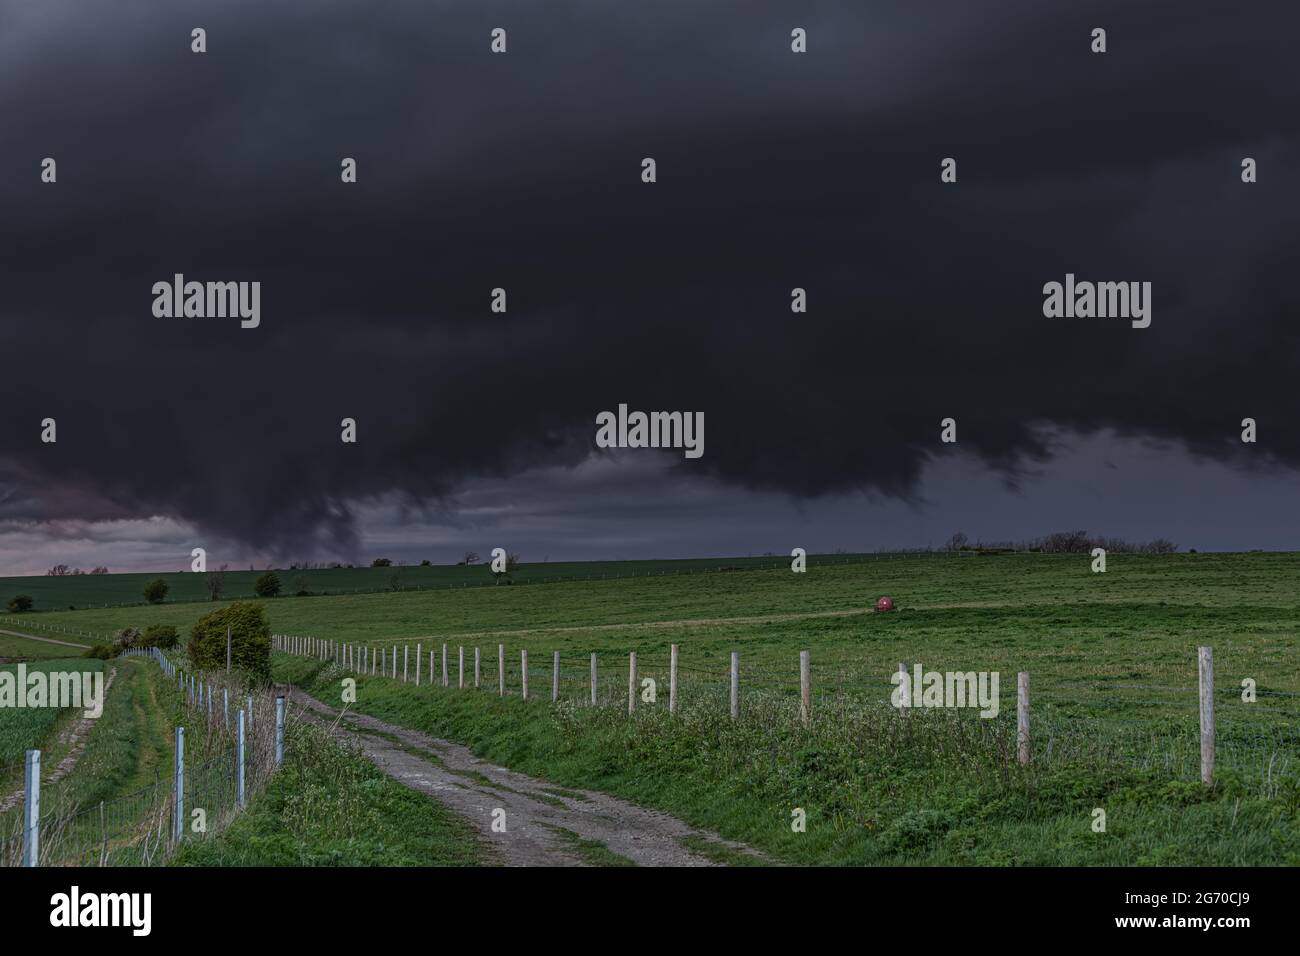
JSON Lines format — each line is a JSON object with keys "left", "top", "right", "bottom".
{"left": 3, "top": 432, "right": 1294, "bottom": 575}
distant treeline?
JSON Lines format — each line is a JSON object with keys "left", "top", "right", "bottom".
{"left": 943, "top": 530, "right": 1177, "bottom": 554}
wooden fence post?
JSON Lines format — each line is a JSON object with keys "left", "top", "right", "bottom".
{"left": 522, "top": 650, "right": 529, "bottom": 700}
{"left": 498, "top": 644, "right": 505, "bottom": 696}
{"left": 458, "top": 647, "right": 464, "bottom": 689}
{"left": 415, "top": 643, "right": 421, "bottom": 686}
{"left": 1199, "top": 646, "right": 1215, "bottom": 786}
{"left": 1017, "top": 672, "right": 1030, "bottom": 765}
{"left": 628, "top": 652, "right": 637, "bottom": 715}
{"left": 474, "top": 647, "right": 481, "bottom": 688}
{"left": 799, "top": 650, "right": 811, "bottom": 728}
{"left": 590, "top": 653, "right": 597, "bottom": 706}
{"left": 730, "top": 652, "right": 739, "bottom": 720}
{"left": 669, "top": 644, "right": 679, "bottom": 715}
{"left": 552, "top": 651, "right": 560, "bottom": 702}
{"left": 442, "top": 644, "right": 448, "bottom": 688}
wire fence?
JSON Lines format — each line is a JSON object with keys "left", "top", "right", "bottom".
{"left": 0, "top": 647, "right": 288, "bottom": 867}
{"left": 276, "top": 634, "right": 1300, "bottom": 791}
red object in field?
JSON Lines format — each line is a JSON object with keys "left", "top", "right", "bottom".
{"left": 875, "top": 596, "right": 895, "bottom": 612}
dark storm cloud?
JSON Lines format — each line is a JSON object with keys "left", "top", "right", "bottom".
{"left": 0, "top": 0, "right": 1296, "bottom": 559}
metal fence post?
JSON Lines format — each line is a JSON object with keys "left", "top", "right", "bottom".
{"left": 275, "top": 696, "right": 286, "bottom": 768}
{"left": 22, "top": 750, "right": 40, "bottom": 867}
{"left": 173, "top": 727, "right": 185, "bottom": 843}
{"left": 237, "top": 710, "right": 247, "bottom": 807}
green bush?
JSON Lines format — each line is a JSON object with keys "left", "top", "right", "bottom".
{"left": 142, "top": 578, "right": 169, "bottom": 604}
{"left": 84, "top": 643, "right": 117, "bottom": 660}
{"left": 254, "top": 571, "right": 282, "bottom": 598}
{"left": 113, "top": 626, "right": 142, "bottom": 651}
{"left": 7, "top": 595, "right": 33, "bottom": 612}
{"left": 141, "top": 624, "right": 180, "bottom": 650}
{"left": 188, "top": 601, "right": 271, "bottom": 678}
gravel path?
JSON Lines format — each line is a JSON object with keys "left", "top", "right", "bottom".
{"left": 286, "top": 685, "right": 766, "bottom": 867}
{"left": 0, "top": 628, "right": 92, "bottom": 650}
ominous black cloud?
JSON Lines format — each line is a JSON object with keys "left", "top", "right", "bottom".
{"left": 1, "top": 0, "right": 1297, "bottom": 560}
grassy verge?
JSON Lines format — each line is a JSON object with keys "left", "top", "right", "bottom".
{"left": 171, "top": 721, "right": 485, "bottom": 866}
{"left": 48, "top": 659, "right": 175, "bottom": 811}
{"left": 274, "top": 654, "right": 1300, "bottom": 866}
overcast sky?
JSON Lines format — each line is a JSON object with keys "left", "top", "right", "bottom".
{"left": 1, "top": 1, "right": 1297, "bottom": 575}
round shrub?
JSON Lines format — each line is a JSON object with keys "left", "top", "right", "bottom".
{"left": 141, "top": 624, "right": 180, "bottom": 650}
{"left": 7, "top": 595, "right": 33, "bottom": 612}
{"left": 254, "top": 571, "right": 282, "bottom": 598}
{"left": 143, "top": 578, "right": 169, "bottom": 604}
{"left": 188, "top": 601, "right": 271, "bottom": 679}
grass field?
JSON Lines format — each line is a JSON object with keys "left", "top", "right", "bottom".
{"left": 0, "top": 657, "right": 187, "bottom": 861}
{"left": 0, "top": 552, "right": 849, "bottom": 612}
{"left": 6, "top": 550, "right": 1300, "bottom": 865}
{"left": 0, "top": 658, "right": 108, "bottom": 776}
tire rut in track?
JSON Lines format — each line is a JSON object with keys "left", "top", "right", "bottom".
{"left": 0, "top": 666, "right": 118, "bottom": 813}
